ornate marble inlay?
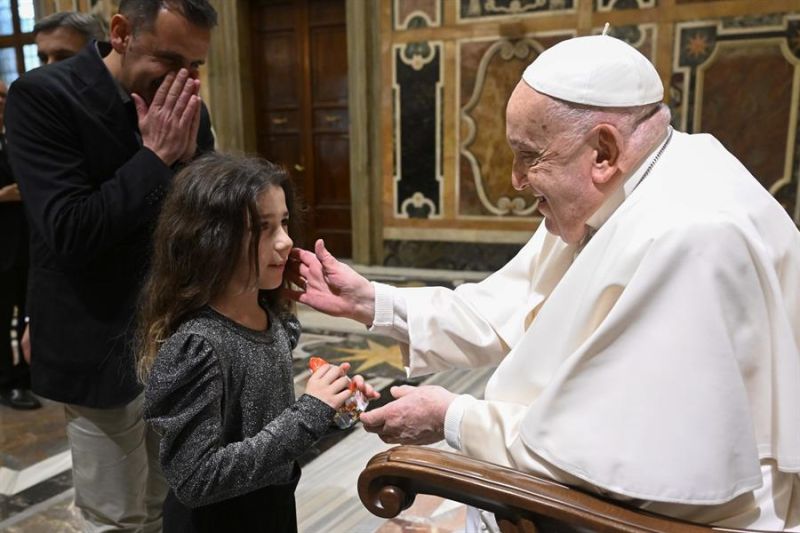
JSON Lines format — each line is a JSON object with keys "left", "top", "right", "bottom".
{"left": 596, "top": 0, "right": 656, "bottom": 11}
{"left": 393, "top": 41, "right": 444, "bottom": 219}
{"left": 458, "top": 0, "right": 574, "bottom": 23}
{"left": 672, "top": 14, "right": 800, "bottom": 223}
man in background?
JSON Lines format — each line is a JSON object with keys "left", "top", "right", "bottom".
{"left": 6, "top": 1, "right": 216, "bottom": 530}
{"left": 17, "top": 11, "right": 107, "bottom": 370}
{"left": 34, "top": 11, "right": 106, "bottom": 65}
{"left": 0, "top": 80, "right": 39, "bottom": 410}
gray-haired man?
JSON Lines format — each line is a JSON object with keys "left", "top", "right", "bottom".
{"left": 34, "top": 11, "right": 105, "bottom": 65}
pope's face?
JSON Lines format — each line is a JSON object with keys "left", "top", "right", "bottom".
{"left": 506, "top": 82, "right": 603, "bottom": 245}
{"left": 115, "top": 8, "right": 210, "bottom": 104}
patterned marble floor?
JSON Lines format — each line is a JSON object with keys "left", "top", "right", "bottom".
{"left": 0, "top": 269, "right": 494, "bottom": 532}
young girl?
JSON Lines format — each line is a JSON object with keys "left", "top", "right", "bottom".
{"left": 136, "top": 153, "right": 378, "bottom": 533}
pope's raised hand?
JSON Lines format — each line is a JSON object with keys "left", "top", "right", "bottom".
{"left": 284, "top": 239, "right": 375, "bottom": 325}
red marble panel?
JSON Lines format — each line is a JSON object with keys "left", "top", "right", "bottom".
{"left": 459, "top": 40, "right": 495, "bottom": 109}
{"left": 459, "top": 40, "right": 498, "bottom": 216}
{"left": 459, "top": 152, "right": 483, "bottom": 215}
{"left": 699, "top": 42, "right": 793, "bottom": 189}
{"left": 461, "top": 41, "right": 534, "bottom": 216}
{"left": 458, "top": 35, "right": 570, "bottom": 217}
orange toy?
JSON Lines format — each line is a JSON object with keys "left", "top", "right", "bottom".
{"left": 308, "top": 356, "right": 327, "bottom": 372}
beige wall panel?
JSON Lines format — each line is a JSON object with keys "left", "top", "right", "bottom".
{"left": 379, "top": 0, "right": 800, "bottom": 268}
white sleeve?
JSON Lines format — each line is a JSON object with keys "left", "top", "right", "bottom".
{"left": 368, "top": 282, "right": 409, "bottom": 343}
{"left": 366, "top": 230, "right": 553, "bottom": 377}
{"left": 401, "top": 285, "right": 514, "bottom": 376}
{"left": 367, "top": 278, "right": 518, "bottom": 376}
{"left": 444, "top": 394, "right": 475, "bottom": 450}
{"left": 368, "top": 281, "right": 514, "bottom": 375}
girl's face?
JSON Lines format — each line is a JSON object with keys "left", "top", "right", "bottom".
{"left": 252, "top": 185, "right": 293, "bottom": 290}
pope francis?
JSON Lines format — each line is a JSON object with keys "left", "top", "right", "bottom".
{"left": 287, "top": 34, "right": 800, "bottom": 530}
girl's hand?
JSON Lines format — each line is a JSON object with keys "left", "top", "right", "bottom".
{"left": 305, "top": 363, "right": 352, "bottom": 409}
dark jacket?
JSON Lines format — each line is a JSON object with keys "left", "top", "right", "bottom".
{"left": 0, "top": 136, "right": 27, "bottom": 274}
{"left": 4, "top": 42, "right": 214, "bottom": 407}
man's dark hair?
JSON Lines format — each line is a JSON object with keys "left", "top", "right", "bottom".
{"left": 119, "top": 0, "right": 217, "bottom": 32}
{"left": 33, "top": 11, "right": 106, "bottom": 41}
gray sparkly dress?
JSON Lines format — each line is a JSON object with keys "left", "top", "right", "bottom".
{"left": 144, "top": 304, "right": 335, "bottom": 532}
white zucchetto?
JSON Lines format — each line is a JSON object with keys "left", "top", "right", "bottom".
{"left": 522, "top": 35, "right": 664, "bottom": 107}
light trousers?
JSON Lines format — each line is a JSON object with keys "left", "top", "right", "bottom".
{"left": 64, "top": 393, "right": 167, "bottom": 533}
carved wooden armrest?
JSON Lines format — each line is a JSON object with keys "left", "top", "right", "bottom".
{"left": 358, "top": 445, "right": 753, "bottom": 533}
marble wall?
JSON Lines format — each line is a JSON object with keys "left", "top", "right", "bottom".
{"left": 382, "top": 0, "right": 800, "bottom": 270}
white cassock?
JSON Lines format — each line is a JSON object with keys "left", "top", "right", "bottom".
{"left": 371, "top": 130, "right": 800, "bottom": 531}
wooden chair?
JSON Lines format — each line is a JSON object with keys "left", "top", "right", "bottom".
{"left": 358, "top": 445, "right": 757, "bottom": 533}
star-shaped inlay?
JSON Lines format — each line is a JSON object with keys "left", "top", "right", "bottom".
{"left": 685, "top": 33, "right": 710, "bottom": 59}
{"left": 325, "top": 340, "right": 406, "bottom": 374}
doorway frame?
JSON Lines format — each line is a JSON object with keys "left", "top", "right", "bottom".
{"left": 206, "top": 0, "right": 383, "bottom": 264}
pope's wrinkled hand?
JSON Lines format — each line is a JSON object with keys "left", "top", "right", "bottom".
{"left": 359, "top": 385, "right": 457, "bottom": 445}
{"left": 283, "top": 239, "right": 375, "bottom": 325}
{"left": 351, "top": 374, "right": 381, "bottom": 401}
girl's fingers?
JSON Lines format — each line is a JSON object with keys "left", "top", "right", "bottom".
{"left": 334, "top": 389, "right": 352, "bottom": 403}
{"left": 314, "top": 363, "right": 334, "bottom": 380}
{"left": 315, "top": 364, "right": 346, "bottom": 384}
{"left": 330, "top": 375, "right": 350, "bottom": 392}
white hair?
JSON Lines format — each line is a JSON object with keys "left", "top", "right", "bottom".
{"left": 545, "top": 97, "right": 672, "bottom": 159}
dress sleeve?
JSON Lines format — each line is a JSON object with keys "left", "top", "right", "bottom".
{"left": 278, "top": 312, "right": 302, "bottom": 350}
{"left": 144, "top": 332, "right": 335, "bottom": 507}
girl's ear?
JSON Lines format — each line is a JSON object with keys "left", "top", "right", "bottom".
{"left": 589, "top": 124, "right": 622, "bottom": 186}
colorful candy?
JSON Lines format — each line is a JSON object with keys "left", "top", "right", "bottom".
{"left": 308, "top": 356, "right": 369, "bottom": 429}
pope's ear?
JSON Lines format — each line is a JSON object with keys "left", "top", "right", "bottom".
{"left": 590, "top": 124, "right": 622, "bottom": 185}
{"left": 108, "top": 14, "right": 132, "bottom": 53}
